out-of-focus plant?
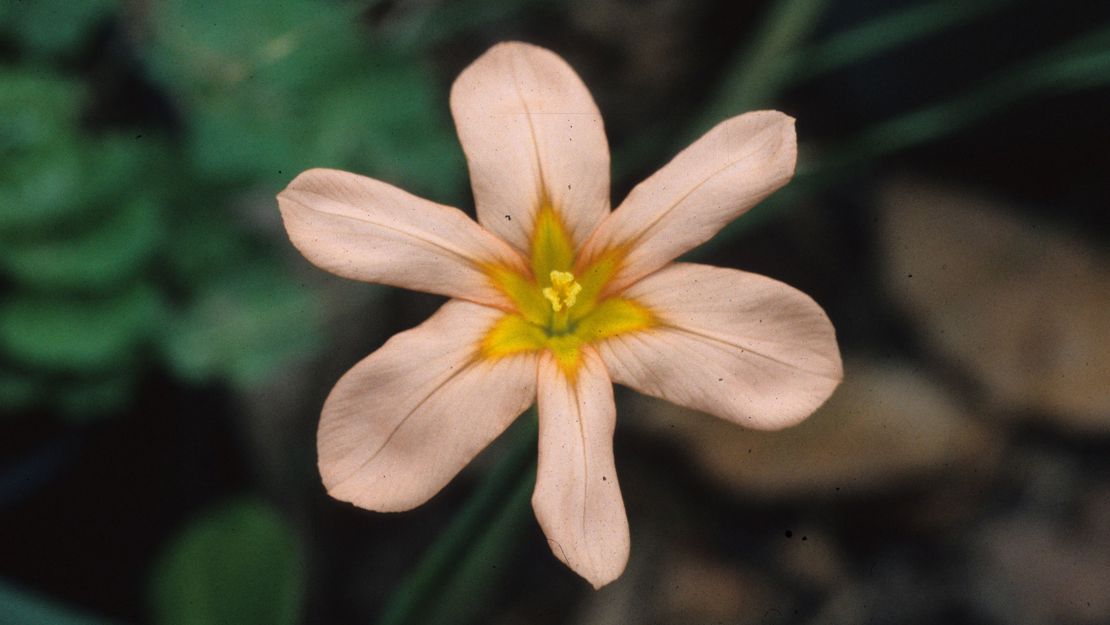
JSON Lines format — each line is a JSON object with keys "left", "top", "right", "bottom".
{"left": 0, "top": 19, "right": 128, "bottom": 407}
{"left": 140, "top": 0, "right": 468, "bottom": 389}
{"left": 0, "top": 0, "right": 476, "bottom": 419}
{"left": 0, "top": 66, "right": 168, "bottom": 417}
{"left": 142, "top": 0, "right": 463, "bottom": 198}
{"left": 0, "top": 0, "right": 118, "bottom": 58}
{"left": 695, "top": 0, "right": 1110, "bottom": 252}
{"left": 149, "top": 499, "right": 304, "bottom": 625}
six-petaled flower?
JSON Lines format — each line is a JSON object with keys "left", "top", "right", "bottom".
{"left": 277, "top": 41, "right": 842, "bottom": 588}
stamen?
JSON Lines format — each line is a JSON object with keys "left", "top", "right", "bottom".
{"left": 542, "top": 270, "right": 582, "bottom": 312}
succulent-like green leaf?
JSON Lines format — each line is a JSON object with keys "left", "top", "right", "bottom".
{"left": 161, "top": 262, "right": 322, "bottom": 389}
{"left": 0, "top": 283, "right": 163, "bottom": 372}
{"left": 0, "top": 69, "right": 82, "bottom": 154}
{"left": 0, "top": 195, "right": 163, "bottom": 292}
{"left": 0, "top": 0, "right": 118, "bottom": 56}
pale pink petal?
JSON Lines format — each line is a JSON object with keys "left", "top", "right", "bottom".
{"left": 579, "top": 111, "right": 796, "bottom": 293}
{"left": 450, "top": 41, "right": 610, "bottom": 254}
{"left": 319, "top": 300, "right": 537, "bottom": 512}
{"left": 278, "top": 168, "right": 526, "bottom": 307}
{"left": 533, "top": 347, "right": 629, "bottom": 588}
{"left": 598, "top": 263, "right": 841, "bottom": 430}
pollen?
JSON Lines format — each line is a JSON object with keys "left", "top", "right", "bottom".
{"left": 542, "top": 270, "right": 582, "bottom": 312}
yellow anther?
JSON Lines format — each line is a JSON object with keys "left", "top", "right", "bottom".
{"left": 542, "top": 270, "right": 582, "bottom": 312}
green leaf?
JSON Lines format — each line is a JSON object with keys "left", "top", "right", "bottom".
{"left": 53, "top": 372, "right": 137, "bottom": 420}
{"left": 0, "top": 69, "right": 82, "bottom": 154}
{"left": 0, "top": 283, "right": 163, "bottom": 372}
{"left": 161, "top": 262, "right": 323, "bottom": 389}
{"left": 418, "top": 462, "right": 534, "bottom": 625}
{"left": 163, "top": 208, "right": 249, "bottom": 285}
{"left": 0, "top": 194, "right": 163, "bottom": 291}
{"left": 0, "top": 144, "right": 86, "bottom": 234}
{"left": 144, "top": 0, "right": 464, "bottom": 194}
{"left": 181, "top": 63, "right": 464, "bottom": 193}
{"left": 825, "top": 25, "right": 1110, "bottom": 169}
{"left": 786, "top": 0, "right": 1018, "bottom": 82}
{"left": 0, "top": 129, "right": 165, "bottom": 238}
{"left": 0, "top": 368, "right": 41, "bottom": 414}
{"left": 378, "top": 413, "right": 538, "bottom": 625}
{"left": 692, "top": 0, "right": 830, "bottom": 133}
{"left": 380, "top": 0, "right": 548, "bottom": 52}
{"left": 145, "top": 0, "right": 362, "bottom": 98}
{"left": 0, "top": 0, "right": 118, "bottom": 56}
{"left": 185, "top": 98, "right": 313, "bottom": 182}
{"left": 0, "top": 82, "right": 162, "bottom": 240}
{"left": 143, "top": 0, "right": 365, "bottom": 182}
{"left": 0, "top": 367, "right": 136, "bottom": 419}
{"left": 82, "top": 134, "right": 168, "bottom": 213}
{"left": 314, "top": 68, "right": 464, "bottom": 199}
{"left": 150, "top": 499, "right": 304, "bottom": 625}
{"left": 695, "top": 26, "right": 1110, "bottom": 257}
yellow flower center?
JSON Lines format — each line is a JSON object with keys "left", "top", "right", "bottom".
{"left": 542, "top": 270, "right": 582, "bottom": 312}
{"left": 482, "top": 204, "right": 650, "bottom": 375}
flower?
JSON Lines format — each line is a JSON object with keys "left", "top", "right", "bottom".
{"left": 277, "top": 41, "right": 842, "bottom": 588}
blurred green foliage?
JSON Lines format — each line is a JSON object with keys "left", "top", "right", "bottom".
{"left": 144, "top": 0, "right": 462, "bottom": 196}
{"left": 0, "top": 64, "right": 167, "bottom": 417}
{"left": 0, "top": 0, "right": 118, "bottom": 58}
{"left": 379, "top": 413, "right": 538, "bottom": 625}
{"left": 0, "top": 0, "right": 468, "bottom": 418}
{"left": 150, "top": 499, "right": 303, "bottom": 625}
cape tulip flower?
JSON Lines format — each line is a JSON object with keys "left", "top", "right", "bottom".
{"left": 277, "top": 42, "right": 842, "bottom": 588}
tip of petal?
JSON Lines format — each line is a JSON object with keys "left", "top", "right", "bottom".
{"left": 533, "top": 495, "right": 630, "bottom": 590}
{"left": 722, "top": 110, "right": 798, "bottom": 182}
{"left": 449, "top": 40, "right": 571, "bottom": 107}
{"left": 480, "top": 40, "right": 565, "bottom": 64}
{"left": 319, "top": 463, "right": 427, "bottom": 514}
{"left": 485, "top": 40, "right": 545, "bottom": 55}
{"left": 584, "top": 560, "right": 628, "bottom": 590}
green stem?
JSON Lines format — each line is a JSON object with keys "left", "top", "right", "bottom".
{"left": 827, "top": 27, "right": 1110, "bottom": 169}
{"left": 376, "top": 409, "right": 538, "bottom": 625}
{"left": 619, "top": 0, "right": 1018, "bottom": 181}
{"left": 786, "top": 0, "right": 1019, "bottom": 82}
{"left": 692, "top": 0, "right": 831, "bottom": 135}
{"left": 694, "top": 26, "right": 1110, "bottom": 257}
{"left": 418, "top": 458, "right": 537, "bottom": 625}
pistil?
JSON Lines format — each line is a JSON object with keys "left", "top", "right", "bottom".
{"left": 542, "top": 270, "right": 582, "bottom": 334}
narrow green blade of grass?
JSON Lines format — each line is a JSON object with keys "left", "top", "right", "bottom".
{"left": 787, "top": 0, "right": 1019, "bottom": 81}
{"left": 419, "top": 460, "right": 537, "bottom": 625}
{"left": 695, "top": 26, "right": 1110, "bottom": 256}
{"left": 693, "top": 0, "right": 831, "bottom": 135}
{"left": 829, "top": 27, "right": 1110, "bottom": 168}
